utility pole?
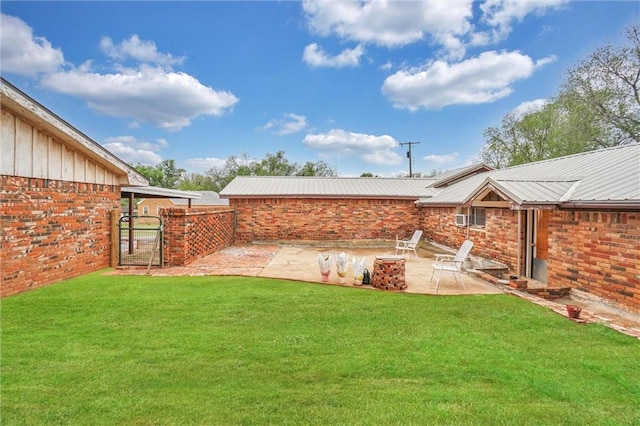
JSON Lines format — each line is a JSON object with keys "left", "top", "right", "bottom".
{"left": 399, "top": 141, "right": 420, "bottom": 177}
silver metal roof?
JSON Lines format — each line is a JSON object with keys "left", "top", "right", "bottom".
{"left": 121, "top": 186, "right": 202, "bottom": 200}
{"left": 418, "top": 144, "right": 640, "bottom": 208}
{"left": 171, "top": 191, "right": 228, "bottom": 206}
{"left": 220, "top": 176, "right": 437, "bottom": 198}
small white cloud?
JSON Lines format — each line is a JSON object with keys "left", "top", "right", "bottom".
{"left": 42, "top": 65, "right": 238, "bottom": 131}
{"left": 102, "top": 135, "right": 166, "bottom": 165}
{"left": 303, "top": 129, "right": 403, "bottom": 165}
{"left": 480, "top": 0, "right": 568, "bottom": 42}
{"left": 99, "top": 35, "right": 185, "bottom": 68}
{"left": 511, "top": 98, "right": 549, "bottom": 118}
{"left": 303, "top": 43, "right": 364, "bottom": 68}
{"left": 183, "top": 157, "right": 227, "bottom": 173}
{"left": 0, "top": 14, "right": 64, "bottom": 76}
{"left": 382, "top": 51, "right": 555, "bottom": 111}
{"left": 423, "top": 153, "right": 459, "bottom": 165}
{"left": 259, "top": 113, "right": 308, "bottom": 135}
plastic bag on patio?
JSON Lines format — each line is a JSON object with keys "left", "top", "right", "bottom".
{"left": 318, "top": 253, "right": 332, "bottom": 282}
{"left": 335, "top": 252, "right": 349, "bottom": 283}
{"left": 352, "top": 256, "right": 367, "bottom": 285}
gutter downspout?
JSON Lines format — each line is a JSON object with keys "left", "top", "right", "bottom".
{"left": 517, "top": 209, "right": 521, "bottom": 277}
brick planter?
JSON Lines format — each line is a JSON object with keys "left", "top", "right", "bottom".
{"left": 371, "top": 256, "right": 407, "bottom": 291}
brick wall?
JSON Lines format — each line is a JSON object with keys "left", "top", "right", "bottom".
{"left": 161, "top": 207, "right": 235, "bottom": 266}
{"left": 420, "top": 207, "right": 521, "bottom": 269}
{"left": 1, "top": 175, "right": 119, "bottom": 296}
{"left": 230, "top": 198, "right": 420, "bottom": 243}
{"left": 548, "top": 211, "right": 640, "bottom": 313}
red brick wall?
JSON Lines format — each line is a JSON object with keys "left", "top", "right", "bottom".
{"left": 548, "top": 211, "right": 640, "bottom": 313}
{"left": 421, "top": 206, "right": 640, "bottom": 313}
{"left": 161, "top": 207, "right": 235, "bottom": 266}
{"left": 229, "top": 198, "right": 420, "bottom": 243}
{"left": 420, "top": 207, "right": 521, "bottom": 269}
{"left": 1, "top": 175, "right": 119, "bottom": 296}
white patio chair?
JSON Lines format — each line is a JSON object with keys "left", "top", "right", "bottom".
{"left": 430, "top": 240, "right": 474, "bottom": 293}
{"left": 395, "top": 230, "right": 423, "bottom": 258}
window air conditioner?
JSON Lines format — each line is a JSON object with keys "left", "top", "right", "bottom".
{"left": 455, "top": 214, "right": 468, "bottom": 227}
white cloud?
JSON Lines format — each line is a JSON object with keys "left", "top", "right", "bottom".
{"left": 0, "top": 14, "right": 64, "bottom": 76}
{"left": 41, "top": 65, "right": 238, "bottom": 131}
{"left": 303, "top": 43, "right": 364, "bottom": 68}
{"left": 382, "top": 51, "right": 555, "bottom": 111}
{"left": 423, "top": 153, "right": 459, "bottom": 165}
{"left": 479, "top": 0, "right": 568, "bottom": 43}
{"left": 302, "top": 0, "right": 473, "bottom": 51}
{"left": 102, "top": 135, "right": 166, "bottom": 166}
{"left": 183, "top": 157, "right": 227, "bottom": 173}
{"left": 303, "top": 129, "right": 403, "bottom": 165}
{"left": 260, "top": 113, "right": 308, "bottom": 135}
{"left": 511, "top": 98, "right": 549, "bottom": 118}
{"left": 100, "top": 35, "right": 185, "bottom": 68}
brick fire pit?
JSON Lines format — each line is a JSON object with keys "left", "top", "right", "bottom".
{"left": 371, "top": 256, "right": 407, "bottom": 290}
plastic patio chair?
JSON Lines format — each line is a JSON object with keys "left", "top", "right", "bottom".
{"left": 430, "top": 240, "right": 474, "bottom": 293}
{"left": 395, "top": 230, "right": 423, "bottom": 258}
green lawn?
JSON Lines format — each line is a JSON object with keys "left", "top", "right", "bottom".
{"left": 2, "top": 272, "right": 639, "bottom": 425}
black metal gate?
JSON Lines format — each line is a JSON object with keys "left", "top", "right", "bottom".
{"left": 118, "top": 215, "right": 163, "bottom": 267}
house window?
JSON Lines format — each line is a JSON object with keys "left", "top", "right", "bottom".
{"left": 470, "top": 207, "right": 486, "bottom": 227}
{"left": 142, "top": 206, "right": 149, "bottom": 215}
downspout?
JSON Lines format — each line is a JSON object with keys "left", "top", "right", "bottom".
{"left": 517, "top": 209, "right": 521, "bottom": 277}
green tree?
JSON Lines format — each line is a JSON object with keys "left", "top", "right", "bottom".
{"left": 134, "top": 160, "right": 185, "bottom": 189}
{"left": 203, "top": 151, "right": 337, "bottom": 191}
{"left": 178, "top": 172, "right": 216, "bottom": 191}
{"left": 562, "top": 25, "right": 640, "bottom": 145}
{"left": 480, "top": 25, "right": 639, "bottom": 167}
{"left": 297, "top": 160, "right": 337, "bottom": 177}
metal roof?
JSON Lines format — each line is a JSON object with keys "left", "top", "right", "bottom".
{"left": 220, "top": 176, "right": 437, "bottom": 198}
{"left": 121, "top": 186, "right": 202, "bottom": 200}
{"left": 418, "top": 144, "right": 640, "bottom": 208}
{"left": 171, "top": 191, "right": 228, "bottom": 206}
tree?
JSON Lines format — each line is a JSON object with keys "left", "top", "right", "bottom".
{"left": 202, "top": 151, "right": 337, "bottom": 191}
{"left": 480, "top": 25, "right": 640, "bottom": 167}
{"left": 297, "top": 161, "right": 337, "bottom": 177}
{"left": 178, "top": 173, "right": 216, "bottom": 191}
{"left": 562, "top": 25, "right": 640, "bottom": 145}
{"left": 135, "top": 160, "right": 185, "bottom": 189}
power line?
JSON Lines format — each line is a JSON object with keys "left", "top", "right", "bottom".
{"left": 399, "top": 141, "right": 420, "bottom": 177}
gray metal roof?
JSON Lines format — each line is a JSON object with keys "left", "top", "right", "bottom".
{"left": 220, "top": 176, "right": 437, "bottom": 198}
{"left": 418, "top": 144, "right": 640, "bottom": 208}
{"left": 171, "top": 191, "right": 228, "bottom": 206}
{"left": 121, "top": 186, "right": 202, "bottom": 200}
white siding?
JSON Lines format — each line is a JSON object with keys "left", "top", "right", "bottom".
{"left": 0, "top": 109, "right": 121, "bottom": 184}
{"left": 1, "top": 109, "right": 15, "bottom": 174}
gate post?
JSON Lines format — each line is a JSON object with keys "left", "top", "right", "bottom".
{"left": 110, "top": 209, "right": 119, "bottom": 268}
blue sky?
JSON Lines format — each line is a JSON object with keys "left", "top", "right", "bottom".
{"left": 1, "top": 1, "right": 637, "bottom": 177}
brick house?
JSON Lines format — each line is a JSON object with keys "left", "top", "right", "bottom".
{"left": 1, "top": 78, "right": 148, "bottom": 296}
{"left": 416, "top": 144, "right": 640, "bottom": 313}
{"left": 221, "top": 146, "right": 639, "bottom": 314}
{"left": 219, "top": 165, "right": 491, "bottom": 243}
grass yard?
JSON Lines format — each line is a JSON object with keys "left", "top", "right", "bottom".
{"left": 2, "top": 272, "right": 639, "bottom": 425}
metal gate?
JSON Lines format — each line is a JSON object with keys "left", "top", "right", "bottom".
{"left": 118, "top": 215, "right": 163, "bottom": 267}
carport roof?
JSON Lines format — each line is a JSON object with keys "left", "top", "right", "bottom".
{"left": 121, "top": 186, "right": 202, "bottom": 200}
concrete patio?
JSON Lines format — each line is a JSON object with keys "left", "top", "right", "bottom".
{"left": 115, "top": 243, "right": 502, "bottom": 296}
